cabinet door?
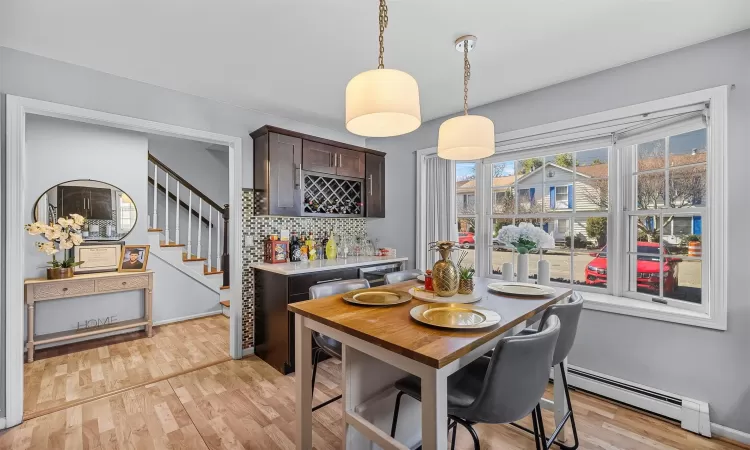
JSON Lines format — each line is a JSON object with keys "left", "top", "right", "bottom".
{"left": 58, "top": 186, "right": 88, "bottom": 218}
{"left": 336, "top": 148, "right": 366, "bottom": 179}
{"left": 269, "top": 133, "right": 303, "bottom": 216}
{"left": 89, "top": 187, "right": 113, "bottom": 220}
{"left": 302, "top": 140, "right": 337, "bottom": 175}
{"left": 365, "top": 153, "right": 385, "bottom": 218}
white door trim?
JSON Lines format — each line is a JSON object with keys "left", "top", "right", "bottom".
{"left": 4, "top": 95, "right": 244, "bottom": 428}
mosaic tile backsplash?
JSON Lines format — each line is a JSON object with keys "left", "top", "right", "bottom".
{"left": 241, "top": 190, "right": 367, "bottom": 350}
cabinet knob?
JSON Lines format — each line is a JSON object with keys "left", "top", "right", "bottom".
{"left": 122, "top": 282, "right": 127, "bottom": 286}
{"left": 62, "top": 287, "right": 68, "bottom": 292}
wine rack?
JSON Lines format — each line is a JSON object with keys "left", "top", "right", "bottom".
{"left": 303, "top": 173, "right": 363, "bottom": 217}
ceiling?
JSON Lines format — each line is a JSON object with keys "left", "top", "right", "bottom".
{"left": 2, "top": 0, "right": 749, "bottom": 135}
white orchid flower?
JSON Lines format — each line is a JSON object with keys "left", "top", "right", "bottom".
{"left": 37, "top": 241, "right": 59, "bottom": 255}
{"left": 25, "top": 222, "right": 49, "bottom": 236}
{"left": 70, "top": 233, "right": 84, "bottom": 245}
{"left": 44, "top": 224, "right": 63, "bottom": 241}
{"left": 70, "top": 214, "right": 85, "bottom": 226}
{"left": 58, "top": 217, "right": 74, "bottom": 228}
{"left": 59, "top": 238, "right": 74, "bottom": 250}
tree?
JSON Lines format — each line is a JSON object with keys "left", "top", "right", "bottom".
{"left": 519, "top": 158, "right": 542, "bottom": 175}
{"left": 555, "top": 153, "right": 574, "bottom": 168}
{"left": 586, "top": 217, "right": 608, "bottom": 247}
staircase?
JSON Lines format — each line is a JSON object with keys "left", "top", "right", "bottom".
{"left": 147, "top": 154, "right": 232, "bottom": 310}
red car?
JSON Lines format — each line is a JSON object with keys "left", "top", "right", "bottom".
{"left": 585, "top": 242, "right": 681, "bottom": 293}
{"left": 458, "top": 232, "right": 475, "bottom": 248}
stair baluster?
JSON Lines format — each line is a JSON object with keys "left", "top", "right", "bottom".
{"left": 197, "top": 198, "right": 203, "bottom": 259}
{"left": 175, "top": 181, "right": 180, "bottom": 245}
{"left": 216, "top": 208, "right": 221, "bottom": 270}
{"left": 164, "top": 173, "right": 170, "bottom": 244}
{"left": 152, "top": 163, "right": 158, "bottom": 229}
{"left": 222, "top": 205, "right": 229, "bottom": 287}
{"left": 187, "top": 191, "right": 193, "bottom": 257}
{"left": 207, "top": 205, "right": 213, "bottom": 271}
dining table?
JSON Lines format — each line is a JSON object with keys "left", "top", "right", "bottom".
{"left": 289, "top": 277, "right": 574, "bottom": 450}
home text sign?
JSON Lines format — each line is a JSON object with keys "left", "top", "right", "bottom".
{"left": 76, "top": 315, "right": 118, "bottom": 330}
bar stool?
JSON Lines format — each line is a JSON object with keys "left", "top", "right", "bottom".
{"left": 513, "top": 291, "right": 584, "bottom": 450}
{"left": 308, "top": 279, "right": 370, "bottom": 411}
{"left": 384, "top": 269, "right": 423, "bottom": 285}
{"left": 390, "top": 316, "right": 562, "bottom": 450}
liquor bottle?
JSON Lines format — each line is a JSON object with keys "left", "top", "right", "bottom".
{"left": 320, "top": 232, "right": 328, "bottom": 259}
{"left": 307, "top": 234, "right": 317, "bottom": 261}
{"left": 82, "top": 221, "right": 90, "bottom": 238}
{"left": 289, "top": 232, "right": 301, "bottom": 262}
{"left": 326, "top": 230, "right": 338, "bottom": 260}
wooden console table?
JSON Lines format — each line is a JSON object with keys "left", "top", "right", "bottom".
{"left": 24, "top": 271, "right": 153, "bottom": 363}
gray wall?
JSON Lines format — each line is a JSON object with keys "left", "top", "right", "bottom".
{"left": 367, "top": 29, "right": 750, "bottom": 432}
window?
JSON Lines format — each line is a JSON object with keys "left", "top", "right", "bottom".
{"left": 448, "top": 87, "right": 728, "bottom": 329}
{"left": 487, "top": 148, "right": 609, "bottom": 287}
{"left": 624, "top": 127, "right": 706, "bottom": 309}
{"left": 456, "top": 162, "right": 477, "bottom": 269}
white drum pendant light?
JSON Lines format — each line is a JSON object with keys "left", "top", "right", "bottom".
{"left": 346, "top": 0, "right": 421, "bottom": 137}
{"left": 438, "top": 36, "right": 495, "bottom": 160}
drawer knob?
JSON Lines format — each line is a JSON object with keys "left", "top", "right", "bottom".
{"left": 62, "top": 287, "right": 68, "bottom": 292}
{"left": 122, "top": 282, "right": 127, "bottom": 286}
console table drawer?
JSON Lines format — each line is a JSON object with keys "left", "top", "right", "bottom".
{"left": 96, "top": 275, "right": 150, "bottom": 292}
{"left": 31, "top": 279, "right": 96, "bottom": 300}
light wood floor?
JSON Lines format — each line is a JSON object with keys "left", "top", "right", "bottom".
{"left": 23, "top": 315, "right": 230, "bottom": 418}
{"left": 4, "top": 355, "right": 745, "bottom": 450}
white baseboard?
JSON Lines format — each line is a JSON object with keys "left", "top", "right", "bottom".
{"left": 242, "top": 347, "right": 255, "bottom": 357}
{"left": 153, "top": 310, "right": 222, "bottom": 326}
{"left": 0, "top": 417, "right": 6, "bottom": 429}
{"left": 564, "top": 364, "right": 711, "bottom": 437}
{"left": 711, "top": 423, "right": 750, "bottom": 445}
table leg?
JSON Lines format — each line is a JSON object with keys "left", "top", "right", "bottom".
{"left": 421, "top": 369, "right": 449, "bottom": 450}
{"left": 294, "top": 314, "right": 313, "bottom": 449}
{"left": 553, "top": 358, "right": 569, "bottom": 442}
{"left": 145, "top": 287, "right": 153, "bottom": 337}
{"left": 27, "top": 303, "right": 35, "bottom": 363}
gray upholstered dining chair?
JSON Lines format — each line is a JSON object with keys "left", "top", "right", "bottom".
{"left": 390, "top": 315, "right": 561, "bottom": 450}
{"left": 384, "top": 269, "right": 423, "bottom": 285}
{"left": 511, "top": 291, "right": 584, "bottom": 450}
{"left": 308, "top": 278, "right": 370, "bottom": 411}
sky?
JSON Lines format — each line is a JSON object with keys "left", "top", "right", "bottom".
{"left": 455, "top": 128, "right": 706, "bottom": 181}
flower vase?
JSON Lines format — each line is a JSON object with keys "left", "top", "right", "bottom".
{"left": 458, "top": 278, "right": 474, "bottom": 295}
{"left": 47, "top": 267, "right": 74, "bottom": 280}
{"left": 432, "top": 243, "right": 459, "bottom": 297}
{"left": 537, "top": 259, "right": 551, "bottom": 285}
{"left": 517, "top": 253, "right": 529, "bottom": 283}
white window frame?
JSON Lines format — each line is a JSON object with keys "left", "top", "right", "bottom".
{"left": 481, "top": 86, "right": 728, "bottom": 330}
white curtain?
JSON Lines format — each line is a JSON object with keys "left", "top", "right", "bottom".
{"left": 424, "top": 155, "right": 454, "bottom": 267}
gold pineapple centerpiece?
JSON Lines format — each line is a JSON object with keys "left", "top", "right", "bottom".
{"left": 429, "top": 241, "right": 459, "bottom": 297}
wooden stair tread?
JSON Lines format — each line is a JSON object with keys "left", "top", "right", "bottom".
{"left": 183, "top": 257, "right": 207, "bottom": 262}
{"left": 148, "top": 228, "right": 163, "bottom": 232}
{"left": 160, "top": 242, "right": 185, "bottom": 247}
{"left": 204, "top": 270, "right": 224, "bottom": 275}
{"left": 220, "top": 300, "right": 230, "bottom": 307}
{"left": 220, "top": 286, "right": 230, "bottom": 290}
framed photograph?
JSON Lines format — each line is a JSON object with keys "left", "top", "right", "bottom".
{"left": 119, "top": 245, "right": 150, "bottom": 272}
{"left": 74, "top": 241, "right": 123, "bottom": 274}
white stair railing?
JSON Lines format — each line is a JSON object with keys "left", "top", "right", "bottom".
{"left": 197, "top": 198, "right": 203, "bottom": 258}
{"left": 152, "top": 163, "right": 158, "bottom": 229}
{"left": 216, "top": 208, "right": 221, "bottom": 271}
{"left": 187, "top": 192, "right": 193, "bottom": 257}
{"left": 207, "top": 205, "right": 213, "bottom": 271}
{"left": 174, "top": 181, "right": 180, "bottom": 245}
{"left": 164, "top": 173, "right": 170, "bottom": 243}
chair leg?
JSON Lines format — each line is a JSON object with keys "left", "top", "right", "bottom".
{"left": 450, "top": 416, "right": 480, "bottom": 450}
{"left": 531, "top": 407, "right": 543, "bottom": 450}
{"left": 390, "top": 391, "right": 405, "bottom": 438}
{"left": 536, "top": 404, "right": 549, "bottom": 450}
{"left": 450, "top": 420, "right": 457, "bottom": 450}
{"left": 310, "top": 348, "right": 321, "bottom": 396}
{"left": 557, "top": 362, "right": 580, "bottom": 450}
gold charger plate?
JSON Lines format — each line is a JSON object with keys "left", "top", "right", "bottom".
{"left": 487, "top": 282, "right": 556, "bottom": 297}
{"left": 409, "top": 304, "right": 501, "bottom": 330}
{"left": 342, "top": 288, "right": 412, "bottom": 306}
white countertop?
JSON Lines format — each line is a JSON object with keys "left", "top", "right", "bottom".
{"left": 250, "top": 256, "right": 408, "bottom": 275}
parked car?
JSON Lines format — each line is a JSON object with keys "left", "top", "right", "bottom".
{"left": 585, "top": 242, "right": 681, "bottom": 293}
{"left": 458, "top": 232, "right": 475, "bottom": 248}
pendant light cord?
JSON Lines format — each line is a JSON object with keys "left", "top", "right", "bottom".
{"left": 378, "top": 0, "right": 388, "bottom": 69}
{"left": 463, "top": 39, "right": 471, "bottom": 115}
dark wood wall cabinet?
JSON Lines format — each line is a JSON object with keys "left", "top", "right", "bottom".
{"left": 251, "top": 126, "right": 385, "bottom": 218}
{"left": 58, "top": 185, "right": 113, "bottom": 220}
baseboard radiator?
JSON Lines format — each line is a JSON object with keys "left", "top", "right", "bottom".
{"left": 562, "top": 365, "right": 712, "bottom": 437}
